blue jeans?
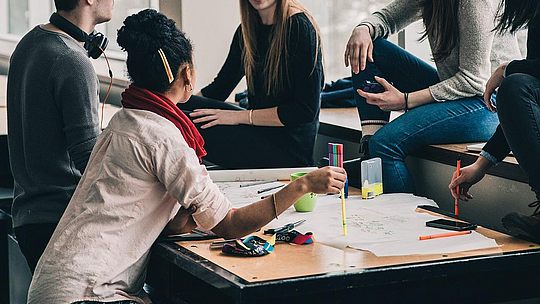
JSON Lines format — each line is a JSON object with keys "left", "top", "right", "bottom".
{"left": 352, "top": 39, "right": 499, "bottom": 193}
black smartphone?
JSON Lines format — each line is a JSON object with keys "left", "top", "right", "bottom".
{"left": 426, "top": 219, "right": 477, "bottom": 231}
{"left": 361, "top": 80, "right": 385, "bottom": 93}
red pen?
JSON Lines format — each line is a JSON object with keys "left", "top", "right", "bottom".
{"left": 419, "top": 230, "right": 471, "bottom": 241}
{"left": 455, "top": 158, "right": 461, "bottom": 218}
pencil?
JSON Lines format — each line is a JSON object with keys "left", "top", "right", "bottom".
{"left": 455, "top": 159, "right": 461, "bottom": 218}
{"left": 257, "top": 184, "right": 285, "bottom": 194}
{"left": 341, "top": 188, "right": 347, "bottom": 236}
{"left": 239, "top": 179, "right": 276, "bottom": 188}
{"left": 419, "top": 230, "right": 471, "bottom": 240}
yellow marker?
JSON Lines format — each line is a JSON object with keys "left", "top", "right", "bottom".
{"left": 268, "top": 234, "right": 276, "bottom": 246}
{"left": 341, "top": 188, "right": 347, "bottom": 236}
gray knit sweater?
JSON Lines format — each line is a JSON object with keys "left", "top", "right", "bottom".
{"left": 361, "top": 0, "right": 521, "bottom": 101}
{"left": 7, "top": 26, "right": 100, "bottom": 228}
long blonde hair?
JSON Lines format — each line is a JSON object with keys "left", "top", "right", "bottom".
{"left": 239, "top": 0, "right": 322, "bottom": 96}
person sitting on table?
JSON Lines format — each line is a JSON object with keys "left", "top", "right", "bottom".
{"left": 449, "top": 0, "right": 540, "bottom": 243}
{"left": 26, "top": 9, "right": 346, "bottom": 304}
{"left": 178, "top": 0, "right": 323, "bottom": 169}
{"left": 343, "top": 0, "right": 521, "bottom": 192}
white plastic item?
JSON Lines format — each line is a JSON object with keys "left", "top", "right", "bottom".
{"left": 360, "top": 158, "right": 383, "bottom": 199}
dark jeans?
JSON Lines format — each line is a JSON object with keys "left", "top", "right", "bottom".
{"left": 14, "top": 223, "right": 57, "bottom": 273}
{"left": 497, "top": 74, "right": 540, "bottom": 198}
{"left": 352, "top": 38, "right": 499, "bottom": 193}
{"left": 321, "top": 77, "right": 356, "bottom": 108}
{"left": 178, "top": 95, "right": 307, "bottom": 169}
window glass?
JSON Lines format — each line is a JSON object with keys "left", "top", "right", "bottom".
{"left": 304, "top": 0, "right": 392, "bottom": 81}
{"left": 8, "top": 0, "right": 29, "bottom": 35}
{"left": 105, "top": 0, "right": 154, "bottom": 52}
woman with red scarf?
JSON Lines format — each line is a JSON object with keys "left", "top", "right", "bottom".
{"left": 27, "top": 9, "right": 346, "bottom": 304}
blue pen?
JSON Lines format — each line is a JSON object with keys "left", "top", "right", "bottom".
{"left": 344, "top": 178, "right": 349, "bottom": 198}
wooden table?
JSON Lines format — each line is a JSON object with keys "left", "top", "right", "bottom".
{"left": 147, "top": 202, "right": 540, "bottom": 303}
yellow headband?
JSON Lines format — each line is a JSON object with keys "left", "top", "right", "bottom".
{"left": 157, "top": 48, "right": 174, "bottom": 84}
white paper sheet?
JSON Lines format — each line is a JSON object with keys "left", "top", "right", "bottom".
{"left": 216, "top": 181, "right": 286, "bottom": 208}
{"left": 263, "top": 194, "right": 500, "bottom": 257}
{"left": 209, "top": 167, "right": 317, "bottom": 182}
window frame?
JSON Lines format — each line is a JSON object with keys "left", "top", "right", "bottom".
{"left": 0, "top": 0, "right": 173, "bottom": 83}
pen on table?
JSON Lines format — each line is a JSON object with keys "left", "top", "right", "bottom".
{"left": 192, "top": 228, "right": 216, "bottom": 236}
{"left": 455, "top": 158, "right": 461, "bottom": 218}
{"left": 239, "top": 179, "right": 277, "bottom": 188}
{"left": 257, "top": 184, "right": 285, "bottom": 194}
{"left": 209, "top": 239, "right": 238, "bottom": 249}
{"left": 419, "top": 230, "right": 471, "bottom": 240}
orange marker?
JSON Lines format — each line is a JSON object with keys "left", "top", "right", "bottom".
{"left": 455, "top": 159, "right": 461, "bottom": 218}
{"left": 419, "top": 230, "right": 471, "bottom": 241}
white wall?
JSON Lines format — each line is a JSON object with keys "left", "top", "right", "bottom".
{"left": 181, "top": 0, "right": 243, "bottom": 97}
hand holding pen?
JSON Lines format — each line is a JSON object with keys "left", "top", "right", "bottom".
{"left": 448, "top": 159, "right": 491, "bottom": 202}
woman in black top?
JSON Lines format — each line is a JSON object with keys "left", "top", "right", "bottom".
{"left": 449, "top": 0, "right": 540, "bottom": 242}
{"left": 178, "top": 0, "right": 323, "bottom": 169}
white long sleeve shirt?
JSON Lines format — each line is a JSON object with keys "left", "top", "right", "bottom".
{"left": 28, "top": 108, "right": 232, "bottom": 304}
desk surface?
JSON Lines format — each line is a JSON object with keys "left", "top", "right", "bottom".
{"left": 148, "top": 203, "right": 540, "bottom": 303}
{"left": 174, "top": 210, "right": 538, "bottom": 283}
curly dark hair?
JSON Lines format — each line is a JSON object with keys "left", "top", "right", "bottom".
{"left": 117, "top": 9, "right": 193, "bottom": 92}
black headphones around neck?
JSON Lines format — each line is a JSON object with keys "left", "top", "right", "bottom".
{"left": 49, "top": 12, "right": 108, "bottom": 59}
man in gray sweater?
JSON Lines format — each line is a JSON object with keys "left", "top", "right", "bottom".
{"left": 7, "top": 0, "right": 114, "bottom": 272}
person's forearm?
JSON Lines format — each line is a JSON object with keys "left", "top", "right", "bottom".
{"left": 407, "top": 88, "right": 435, "bottom": 109}
{"left": 163, "top": 212, "right": 197, "bottom": 235}
{"left": 240, "top": 107, "right": 284, "bottom": 127}
{"left": 474, "top": 155, "right": 494, "bottom": 172}
{"left": 212, "top": 179, "right": 308, "bottom": 238}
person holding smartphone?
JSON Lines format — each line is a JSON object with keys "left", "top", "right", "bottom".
{"left": 449, "top": 0, "right": 540, "bottom": 243}
{"left": 343, "top": 0, "right": 521, "bottom": 192}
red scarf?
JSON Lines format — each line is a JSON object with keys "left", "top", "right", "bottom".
{"left": 121, "top": 85, "right": 206, "bottom": 162}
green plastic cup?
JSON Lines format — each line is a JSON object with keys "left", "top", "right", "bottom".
{"left": 291, "top": 172, "right": 317, "bottom": 212}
